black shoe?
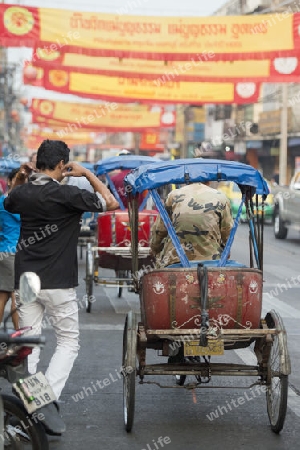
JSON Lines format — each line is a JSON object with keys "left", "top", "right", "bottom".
{"left": 38, "top": 402, "right": 66, "bottom": 436}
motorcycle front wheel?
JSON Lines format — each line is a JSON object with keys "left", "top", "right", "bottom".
{"left": 2, "top": 394, "right": 49, "bottom": 450}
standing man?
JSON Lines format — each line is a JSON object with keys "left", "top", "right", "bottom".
{"left": 4, "top": 140, "right": 119, "bottom": 406}
{"left": 150, "top": 182, "right": 233, "bottom": 268}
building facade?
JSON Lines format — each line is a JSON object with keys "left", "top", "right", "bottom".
{"left": 209, "top": 0, "right": 300, "bottom": 181}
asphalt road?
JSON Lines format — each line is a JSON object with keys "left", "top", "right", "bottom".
{"left": 4, "top": 224, "right": 300, "bottom": 450}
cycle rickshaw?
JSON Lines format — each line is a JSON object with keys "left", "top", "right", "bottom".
{"left": 85, "top": 155, "right": 159, "bottom": 313}
{"left": 122, "top": 158, "right": 291, "bottom": 433}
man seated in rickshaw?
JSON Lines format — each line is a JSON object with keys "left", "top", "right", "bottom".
{"left": 109, "top": 149, "right": 148, "bottom": 209}
{"left": 150, "top": 181, "right": 233, "bottom": 268}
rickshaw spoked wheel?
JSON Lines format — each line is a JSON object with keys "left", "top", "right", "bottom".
{"left": 265, "top": 310, "right": 289, "bottom": 434}
{"left": 122, "top": 311, "right": 137, "bottom": 432}
{"left": 85, "top": 243, "right": 94, "bottom": 313}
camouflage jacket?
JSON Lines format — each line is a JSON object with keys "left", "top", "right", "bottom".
{"left": 150, "top": 183, "right": 233, "bottom": 268}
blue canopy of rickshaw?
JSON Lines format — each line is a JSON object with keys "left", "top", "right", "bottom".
{"left": 124, "top": 159, "right": 270, "bottom": 195}
{"left": 80, "top": 162, "right": 95, "bottom": 172}
{"left": 0, "top": 158, "right": 20, "bottom": 173}
{"left": 95, "top": 155, "right": 157, "bottom": 176}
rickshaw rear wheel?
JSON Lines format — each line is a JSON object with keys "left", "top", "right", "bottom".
{"left": 265, "top": 310, "right": 289, "bottom": 434}
{"left": 85, "top": 243, "right": 94, "bottom": 313}
{"left": 122, "top": 311, "right": 137, "bottom": 432}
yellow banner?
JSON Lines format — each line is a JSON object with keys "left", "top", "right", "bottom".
{"left": 31, "top": 127, "right": 94, "bottom": 142}
{"left": 1, "top": 4, "right": 299, "bottom": 60}
{"left": 43, "top": 69, "right": 261, "bottom": 104}
{"left": 25, "top": 135, "right": 94, "bottom": 149}
{"left": 32, "top": 114, "right": 109, "bottom": 132}
{"left": 34, "top": 49, "right": 273, "bottom": 81}
{"left": 39, "top": 8, "right": 294, "bottom": 57}
{"left": 30, "top": 99, "right": 167, "bottom": 129}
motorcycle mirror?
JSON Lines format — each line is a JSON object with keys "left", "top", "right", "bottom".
{"left": 19, "top": 272, "right": 41, "bottom": 305}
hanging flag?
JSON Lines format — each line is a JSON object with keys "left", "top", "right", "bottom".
{"left": 40, "top": 68, "right": 261, "bottom": 104}
{"left": 1, "top": 4, "right": 300, "bottom": 60}
{"left": 32, "top": 48, "right": 300, "bottom": 82}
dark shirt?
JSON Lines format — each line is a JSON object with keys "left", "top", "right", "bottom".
{"left": 4, "top": 174, "right": 105, "bottom": 289}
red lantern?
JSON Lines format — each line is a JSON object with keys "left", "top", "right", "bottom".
{"left": 24, "top": 65, "right": 38, "bottom": 81}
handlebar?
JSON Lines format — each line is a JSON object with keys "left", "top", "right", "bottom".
{"left": 0, "top": 334, "right": 46, "bottom": 346}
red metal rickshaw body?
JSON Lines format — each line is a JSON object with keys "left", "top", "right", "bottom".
{"left": 140, "top": 267, "right": 263, "bottom": 331}
{"left": 97, "top": 209, "right": 158, "bottom": 271}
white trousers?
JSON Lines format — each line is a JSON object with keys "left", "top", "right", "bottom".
{"left": 17, "top": 288, "right": 80, "bottom": 400}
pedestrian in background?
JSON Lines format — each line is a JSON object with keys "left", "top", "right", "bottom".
{"left": 0, "top": 168, "right": 20, "bottom": 329}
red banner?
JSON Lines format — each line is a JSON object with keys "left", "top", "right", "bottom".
{"left": 1, "top": 4, "right": 300, "bottom": 61}
{"left": 140, "top": 132, "right": 164, "bottom": 151}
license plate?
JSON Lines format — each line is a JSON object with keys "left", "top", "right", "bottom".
{"left": 13, "top": 372, "right": 56, "bottom": 414}
{"left": 184, "top": 339, "right": 224, "bottom": 356}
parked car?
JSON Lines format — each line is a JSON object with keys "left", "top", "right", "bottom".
{"left": 218, "top": 180, "right": 274, "bottom": 222}
{"left": 272, "top": 171, "right": 300, "bottom": 239}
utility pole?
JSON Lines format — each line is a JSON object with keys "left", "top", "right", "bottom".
{"left": 134, "top": 132, "right": 140, "bottom": 155}
{"left": 279, "top": 83, "right": 288, "bottom": 185}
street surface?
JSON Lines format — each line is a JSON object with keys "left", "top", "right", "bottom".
{"left": 3, "top": 224, "right": 300, "bottom": 450}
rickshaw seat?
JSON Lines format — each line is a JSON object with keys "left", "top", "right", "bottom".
{"left": 167, "top": 260, "right": 247, "bottom": 269}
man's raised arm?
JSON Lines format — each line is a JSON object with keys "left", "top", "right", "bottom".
{"left": 62, "top": 162, "right": 119, "bottom": 211}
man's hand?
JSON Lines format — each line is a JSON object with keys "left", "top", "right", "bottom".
{"left": 13, "top": 163, "right": 36, "bottom": 187}
{"left": 62, "top": 162, "right": 87, "bottom": 178}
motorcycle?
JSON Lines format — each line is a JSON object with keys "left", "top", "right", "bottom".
{"left": 0, "top": 272, "right": 65, "bottom": 449}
